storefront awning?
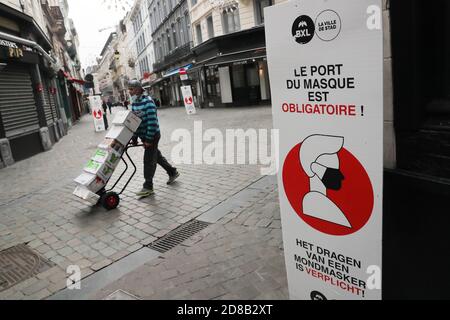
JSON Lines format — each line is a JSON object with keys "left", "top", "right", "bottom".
{"left": 59, "top": 69, "right": 85, "bottom": 85}
{"left": 203, "top": 49, "right": 267, "bottom": 68}
{"left": 162, "top": 64, "right": 193, "bottom": 78}
{"left": 143, "top": 77, "right": 165, "bottom": 89}
{"left": 69, "top": 78, "right": 85, "bottom": 85}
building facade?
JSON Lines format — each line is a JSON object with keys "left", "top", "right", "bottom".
{"left": 186, "top": 0, "right": 285, "bottom": 108}
{"left": 0, "top": 0, "right": 82, "bottom": 166}
{"left": 110, "top": 20, "right": 134, "bottom": 103}
{"left": 381, "top": 0, "right": 450, "bottom": 299}
{"left": 148, "top": 0, "right": 193, "bottom": 107}
{"left": 56, "top": 0, "right": 85, "bottom": 124}
{"left": 96, "top": 32, "right": 116, "bottom": 103}
{"left": 129, "top": 0, "right": 154, "bottom": 83}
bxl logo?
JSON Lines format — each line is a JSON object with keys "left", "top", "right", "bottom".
{"left": 67, "top": 265, "right": 81, "bottom": 290}
{"left": 292, "top": 15, "right": 315, "bottom": 44}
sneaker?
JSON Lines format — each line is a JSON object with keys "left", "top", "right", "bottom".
{"left": 135, "top": 188, "right": 154, "bottom": 197}
{"left": 167, "top": 171, "right": 180, "bottom": 185}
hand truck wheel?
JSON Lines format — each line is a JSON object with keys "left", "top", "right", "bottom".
{"left": 100, "top": 192, "right": 120, "bottom": 210}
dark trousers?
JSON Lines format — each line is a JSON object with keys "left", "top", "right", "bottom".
{"left": 103, "top": 114, "right": 109, "bottom": 130}
{"left": 143, "top": 132, "right": 176, "bottom": 189}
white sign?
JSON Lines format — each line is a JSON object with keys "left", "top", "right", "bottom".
{"left": 265, "top": 0, "right": 383, "bottom": 300}
{"left": 180, "top": 68, "right": 189, "bottom": 81}
{"left": 89, "top": 96, "right": 106, "bottom": 132}
{"left": 181, "top": 86, "right": 197, "bottom": 115}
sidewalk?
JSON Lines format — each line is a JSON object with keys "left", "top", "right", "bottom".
{"left": 67, "top": 176, "right": 288, "bottom": 300}
{"left": 0, "top": 106, "right": 289, "bottom": 300}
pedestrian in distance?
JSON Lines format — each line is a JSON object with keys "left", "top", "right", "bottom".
{"left": 102, "top": 100, "right": 109, "bottom": 130}
{"left": 128, "top": 79, "right": 180, "bottom": 197}
{"left": 107, "top": 100, "right": 113, "bottom": 114}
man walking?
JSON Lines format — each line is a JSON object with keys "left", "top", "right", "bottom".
{"left": 128, "top": 79, "right": 180, "bottom": 197}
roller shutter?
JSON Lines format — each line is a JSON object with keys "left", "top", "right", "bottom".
{"left": 41, "top": 74, "right": 54, "bottom": 125}
{"left": 0, "top": 64, "right": 40, "bottom": 138}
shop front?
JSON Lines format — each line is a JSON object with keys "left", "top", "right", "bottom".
{"left": 0, "top": 37, "right": 46, "bottom": 163}
{"left": 149, "top": 64, "right": 195, "bottom": 108}
{"left": 198, "top": 52, "right": 271, "bottom": 108}
{"left": 191, "top": 26, "right": 271, "bottom": 108}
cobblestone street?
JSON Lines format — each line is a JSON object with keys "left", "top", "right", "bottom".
{"left": 0, "top": 106, "right": 287, "bottom": 300}
{"left": 92, "top": 177, "right": 288, "bottom": 300}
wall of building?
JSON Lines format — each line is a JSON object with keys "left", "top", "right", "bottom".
{"left": 124, "top": 14, "right": 137, "bottom": 80}
{"left": 130, "top": 0, "right": 155, "bottom": 80}
{"left": 0, "top": 0, "right": 48, "bottom": 37}
{"left": 189, "top": 0, "right": 288, "bottom": 47}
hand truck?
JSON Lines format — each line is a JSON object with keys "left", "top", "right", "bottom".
{"left": 96, "top": 143, "right": 142, "bottom": 210}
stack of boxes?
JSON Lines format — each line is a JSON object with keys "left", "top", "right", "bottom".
{"left": 73, "top": 110, "right": 142, "bottom": 204}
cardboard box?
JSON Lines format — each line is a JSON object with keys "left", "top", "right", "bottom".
{"left": 112, "top": 111, "right": 142, "bottom": 132}
{"left": 105, "top": 125, "right": 134, "bottom": 146}
{"left": 84, "top": 159, "right": 115, "bottom": 181}
{"left": 91, "top": 148, "right": 122, "bottom": 169}
{"left": 98, "top": 138, "right": 125, "bottom": 155}
{"left": 73, "top": 185, "right": 100, "bottom": 205}
{"left": 74, "top": 172, "right": 106, "bottom": 193}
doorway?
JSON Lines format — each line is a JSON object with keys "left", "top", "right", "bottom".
{"left": 231, "top": 63, "right": 261, "bottom": 106}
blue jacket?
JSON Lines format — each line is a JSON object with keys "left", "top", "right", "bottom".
{"left": 131, "top": 95, "right": 160, "bottom": 142}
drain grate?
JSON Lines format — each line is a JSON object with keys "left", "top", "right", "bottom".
{"left": 148, "top": 220, "right": 210, "bottom": 253}
{"left": 0, "top": 244, "right": 55, "bottom": 292}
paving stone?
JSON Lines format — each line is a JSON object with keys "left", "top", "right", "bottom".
{"left": 28, "top": 288, "right": 51, "bottom": 300}
{"left": 91, "top": 259, "right": 113, "bottom": 271}
{"left": 127, "top": 243, "right": 143, "bottom": 252}
{"left": 57, "top": 247, "right": 75, "bottom": 257}
{"left": 100, "top": 247, "right": 117, "bottom": 257}
{"left": 22, "top": 279, "right": 50, "bottom": 296}
{"left": 123, "top": 236, "right": 139, "bottom": 245}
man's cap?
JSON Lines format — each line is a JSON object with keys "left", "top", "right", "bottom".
{"left": 128, "top": 79, "right": 143, "bottom": 88}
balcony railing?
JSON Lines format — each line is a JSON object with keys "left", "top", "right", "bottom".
{"left": 50, "top": 6, "right": 66, "bottom": 36}
{"left": 153, "top": 42, "right": 193, "bottom": 72}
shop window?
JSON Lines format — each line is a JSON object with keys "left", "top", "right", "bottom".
{"left": 222, "top": 6, "right": 240, "bottom": 34}
{"left": 207, "top": 15, "right": 214, "bottom": 39}
{"left": 206, "top": 67, "right": 220, "bottom": 97}
{"left": 255, "top": 0, "right": 272, "bottom": 25}
{"left": 232, "top": 65, "right": 246, "bottom": 88}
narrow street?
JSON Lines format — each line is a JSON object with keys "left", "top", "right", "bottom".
{"left": 0, "top": 106, "right": 288, "bottom": 300}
